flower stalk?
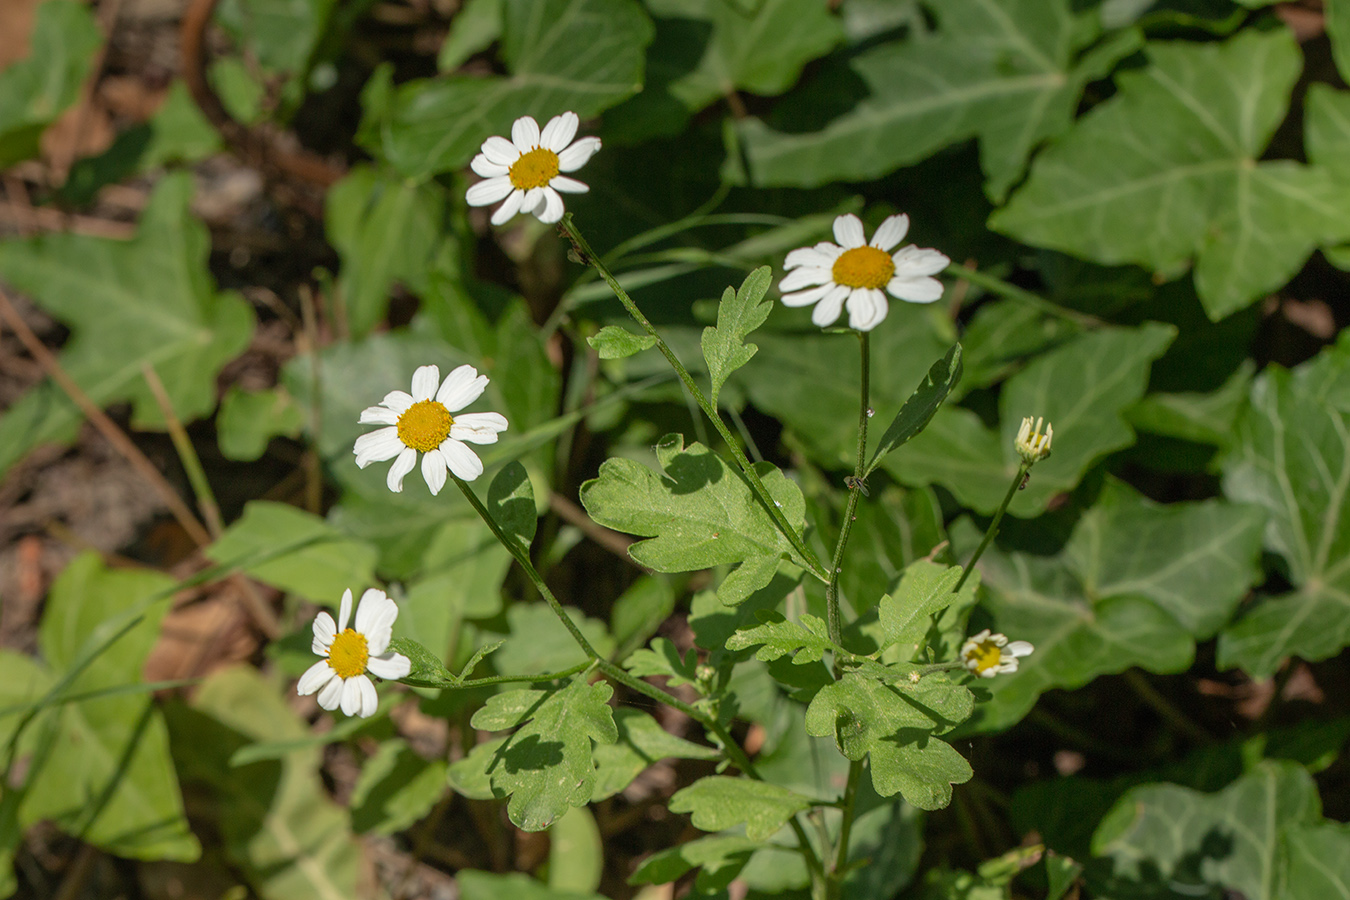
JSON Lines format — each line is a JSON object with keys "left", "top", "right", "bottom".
{"left": 825, "top": 331, "right": 871, "bottom": 647}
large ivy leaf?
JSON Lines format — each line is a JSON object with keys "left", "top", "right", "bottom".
{"left": 1090, "top": 762, "right": 1321, "bottom": 900}
{"left": 1282, "top": 822, "right": 1350, "bottom": 900}
{"left": 669, "top": 776, "right": 813, "bottom": 841}
{"left": 884, "top": 324, "right": 1174, "bottom": 516}
{"left": 375, "top": 0, "right": 653, "bottom": 177}
{"left": 992, "top": 28, "right": 1350, "bottom": 321}
{"left": 580, "top": 433, "right": 808, "bottom": 605}
{"left": 729, "top": 0, "right": 1134, "bottom": 200}
{"left": 0, "top": 173, "right": 255, "bottom": 478}
{"left": 702, "top": 267, "right": 772, "bottom": 408}
{"left": 966, "top": 480, "right": 1266, "bottom": 731}
{"left": 21, "top": 554, "right": 198, "bottom": 861}
{"left": 1218, "top": 336, "right": 1350, "bottom": 677}
{"left": 0, "top": 0, "right": 102, "bottom": 167}
{"left": 469, "top": 679, "right": 618, "bottom": 830}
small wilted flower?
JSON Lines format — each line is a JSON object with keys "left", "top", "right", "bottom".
{"left": 779, "top": 213, "right": 950, "bottom": 331}
{"left": 466, "top": 112, "right": 601, "bottom": 225}
{"left": 354, "top": 364, "right": 508, "bottom": 494}
{"left": 960, "top": 629, "right": 1034, "bottom": 678}
{"left": 1016, "top": 416, "right": 1053, "bottom": 465}
{"left": 298, "top": 588, "right": 411, "bottom": 717}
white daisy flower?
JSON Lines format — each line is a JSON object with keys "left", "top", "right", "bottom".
{"left": 779, "top": 213, "right": 950, "bottom": 331}
{"left": 465, "top": 112, "right": 601, "bottom": 225}
{"left": 297, "top": 588, "right": 411, "bottom": 718}
{"left": 354, "top": 364, "right": 508, "bottom": 494}
{"left": 960, "top": 629, "right": 1034, "bottom": 678}
{"left": 1016, "top": 416, "right": 1054, "bottom": 465}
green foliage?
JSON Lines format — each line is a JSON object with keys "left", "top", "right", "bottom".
{"left": 590, "top": 708, "right": 720, "bottom": 802}
{"left": 702, "top": 266, "right": 772, "bottom": 407}
{"left": 350, "top": 739, "right": 448, "bottom": 834}
{"left": 587, "top": 325, "right": 656, "bottom": 359}
{"left": 217, "top": 386, "right": 304, "bottom": 461}
{"left": 669, "top": 776, "right": 813, "bottom": 841}
{"left": 863, "top": 344, "right": 963, "bottom": 479}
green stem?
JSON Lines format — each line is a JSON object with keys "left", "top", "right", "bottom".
{"left": 457, "top": 661, "right": 593, "bottom": 688}
{"left": 825, "top": 332, "right": 871, "bottom": 646}
{"left": 830, "top": 759, "right": 864, "bottom": 892}
{"left": 954, "top": 464, "right": 1028, "bottom": 594}
{"left": 559, "top": 215, "right": 830, "bottom": 584}
{"left": 948, "top": 263, "right": 1102, "bottom": 327}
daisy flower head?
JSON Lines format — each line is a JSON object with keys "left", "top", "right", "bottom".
{"left": 354, "top": 364, "right": 508, "bottom": 495}
{"left": 297, "top": 588, "right": 411, "bottom": 718}
{"left": 466, "top": 112, "right": 601, "bottom": 225}
{"left": 779, "top": 213, "right": 950, "bottom": 331}
{"left": 960, "top": 629, "right": 1034, "bottom": 678}
{"left": 1016, "top": 416, "right": 1053, "bottom": 465}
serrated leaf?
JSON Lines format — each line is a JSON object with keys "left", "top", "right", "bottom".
{"left": 992, "top": 28, "right": 1350, "bottom": 320}
{"left": 669, "top": 776, "right": 813, "bottom": 841}
{"left": 376, "top": 0, "right": 653, "bottom": 177}
{"left": 863, "top": 344, "right": 962, "bottom": 478}
{"left": 0, "top": 173, "right": 255, "bottom": 479}
{"left": 469, "top": 679, "right": 617, "bottom": 830}
{"left": 885, "top": 324, "right": 1174, "bottom": 516}
{"left": 0, "top": 0, "right": 103, "bottom": 167}
{"left": 725, "top": 611, "right": 835, "bottom": 665}
{"left": 591, "top": 708, "right": 720, "bottom": 802}
{"left": 580, "top": 434, "right": 808, "bottom": 605}
{"left": 207, "top": 501, "right": 378, "bottom": 604}
{"left": 1218, "top": 336, "right": 1350, "bottom": 677}
{"left": 702, "top": 267, "right": 772, "bottom": 407}
{"left": 387, "top": 636, "right": 458, "bottom": 688}
{"left": 878, "top": 560, "right": 964, "bottom": 652}
{"left": 629, "top": 834, "right": 758, "bottom": 889}
{"left": 729, "top": 0, "right": 1131, "bottom": 201}
{"left": 623, "top": 637, "right": 699, "bottom": 687}
{"left": 587, "top": 325, "right": 656, "bottom": 359}
{"left": 968, "top": 480, "right": 1266, "bottom": 731}
{"left": 1090, "top": 762, "right": 1321, "bottom": 900}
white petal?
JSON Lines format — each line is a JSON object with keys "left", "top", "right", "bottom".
{"left": 549, "top": 175, "right": 589, "bottom": 194}
{"left": 1006, "top": 641, "right": 1035, "bottom": 658}
{"left": 887, "top": 275, "right": 944, "bottom": 304}
{"left": 557, "top": 136, "right": 601, "bottom": 171}
{"left": 869, "top": 214, "right": 910, "bottom": 251}
{"left": 893, "top": 245, "right": 950, "bottom": 277}
{"left": 466, "top": 176, "right": 514, "bottom": 207}
{"left": 359, "top": 406, "right": 399, "bottom": 426}
{"left": 317, "top": 675, "right": 344, "bottom": 710}
{"left": 779, "top": 266, "right": 833, "bottom": 292}
{"left": 422, "top": 447, "right": 448, "bottom": 496}
{"left": 338, "top": 588, "right": 353, "bottom": 631}
{"left": 832, "top": 214, "right": 866, "bottom": 248}
{"left": 436, "top": 364, "right": 488, "bottom": 410}
{"left": 451, "top": 411, "right": 509, "bottom": 444}
{"left": 541, "top": 111, "right": 579, "bottom": 152}
{"left": 811, "top": 285, "right": 849, "bottom": 327}
{"left": 386, "top": 447, "right": 418, "bottom": 492}
{"left": 297, "top": 660, "right": 336, "bottom": 696}
{"left": 355, "top": 676, "right": 380, "bottom": 717}
{"left": 481, "top": 136, "right": 520, "bottom": 165}
{"left": 784, "top": 245, "right": 841, "bottom": 270}
{"left": 780, "top": 283, "right": 834, "bottom": 308}
{"left": 535, "top": 187, "right": 565, "bottom": 224}
{"left": 471, "top": 154, "right": 510, "bottom": 178}
{"left": 847, "top": 288, "right": 888, "bottom": 331}
{"left": 968, "top": 628, "right": 991, "bottom": 644}
{"left": 520, "top": 187, "right": 545, "bottom": 215}
{"left": 340, "top": 676, "right": 366, "bottom": 716}
{"left": 440, "top": 439, "right": 484, "bottom": 481}
{"left": 380, "top": 390, "right": 415, "bottom": 413}
{"left": 411, "top": 365, "right": 440, "bottom": 401}
{"left": 367, "top": 652, "right": 412, "bottom": 680}
{"left": 490, "top": 189, "right": 526, "bottom": 225}
{"left": 512, "top": 115, "right": 541, "bottom": 151}
{"left": 311, "top": 611, "right": 336, "bottom": 649}
{"left": 354, "top": 428, "right": 404, "bottom": 467}
{"left": 354, "top": 588, "right": 395, "bottom": 638}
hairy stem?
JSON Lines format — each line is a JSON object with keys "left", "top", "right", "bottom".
{"left": 828, "top": 759, "right": 865, "bottom": 896}
{"left": 825, "top": 332, "right": 871, "bottom": 646}
{"left": 954, "top": 464, "right": 1028, "bottom": 593}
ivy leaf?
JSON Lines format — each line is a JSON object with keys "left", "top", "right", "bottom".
{"left": 1218, "top": 336, "right": 1350, "bottom": 677}
{"left": 702, "top": 267, "right": 773, "bottom": 408}
{"left": 878, "top": 560, "right": 964, "bottom": 653}
{"left": 884, "top": 324, "right": 1174, "bottom": 516}
{"left": 804, "top": 673, "right": 973, "bottom": 810}
{"left": 1283, "top": 822, "right": 1350, "bottom": 899}
{"left": 587, "top": 325, "right": 656, "bottom": 359}
{"left": 580, "top": 434, "right": 808, "bottom": 605}
{"left": 729, "top": 0, "right": 1135, "bottom": 201}
{"left": 375, "top": 0, "right": 653, "bottom": 177}
{"left": 1090, "top": 762, "right": 1321, "bottom": 900}
{"left": 992, "top": 28, "right": 1350, "bottom": 321}
{"left": 0, "top": 0, "right": 103, "bottom": 167}
{"left": 216, "top": 386, "right": 304, "bottom": 462}
{"left": 968, "top": 480, "right": 1266, "bottom": 731}
{"left": 469, "top": 679, "right": 618, "bottom": 830}
{"left": 725, "top": 611, "right": 835, "bottom": 664}
{"left": 591, "top": 708, "right": 720, "bottom": 802}
{"left": 486, "top": 461, "right": 538, "bottom": 556}
{"left": 669, "top": 776, "right": 813, "bottom": 841}
{"left": 0, "top": 173, "right": 255, "bottom": 479}
{"left": 862, "top": 344, "right": 963, "bottom": 479}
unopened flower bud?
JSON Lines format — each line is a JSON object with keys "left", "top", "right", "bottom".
{"left": 1016, "top": 416, "right": 1053, "bottom": 465}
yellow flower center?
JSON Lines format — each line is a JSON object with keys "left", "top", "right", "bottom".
{"left": 509, "top": 147, "right": 560, "bottom": 190}
{"left": 967, "top": 640, "right": 1003, "bottom": 674}
{"left": 397, "top": 399, "right": 454, "bottom": 452}
{"left": 831, "top": 246, "right": 895, "bottom": 290}
{"left": 328, "top": 628, "right": 369, "bottom": 679}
